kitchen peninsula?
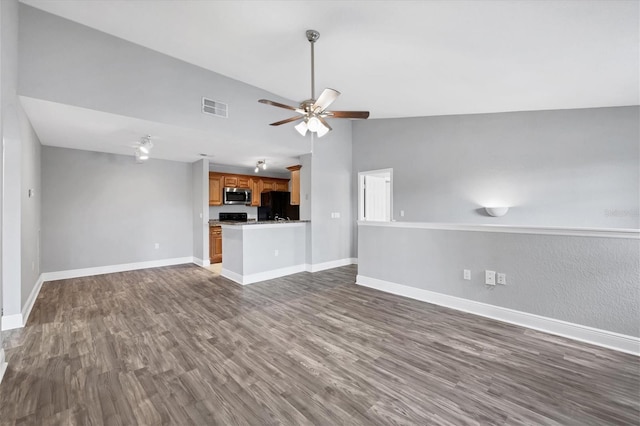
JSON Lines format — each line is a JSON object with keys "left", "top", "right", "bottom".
{"left": 219, "top": 220, "right": 310, "bottom": 285}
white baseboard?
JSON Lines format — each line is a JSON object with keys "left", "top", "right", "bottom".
{"left": 40, "top": 257, "right": 194, "bottom": 282}
{"left": 222, "top": 264, "right": 307, "bottom": 285}
{"left": 192, "top": 257, "right": 211, "bottom": 268}
{"left": 306, "top": 257, "right": 357, "bottom": 273}
{"left": 0, "top": 349, "right": 7, "bottom": 385}
{"left": 20, "top": 274, "right": 45, "bottom": 328}
{"left": 220, "top": 268, "right": 244, "bottom": 284}
{"left": 356, "top": 275, "right": 640, "bottom": 356}
{"left": 1, "top": 314, "right": 22, "bottom": 331}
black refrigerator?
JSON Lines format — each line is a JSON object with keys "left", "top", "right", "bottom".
{"left": 258, "top": 191, "right": 300, "bottom": 220}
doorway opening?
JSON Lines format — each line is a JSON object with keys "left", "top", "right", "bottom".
{"left": 358, "top": 169, "right": 393, "bottom": 221}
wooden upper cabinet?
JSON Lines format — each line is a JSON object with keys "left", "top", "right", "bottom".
{"left": 260, "top": 180, "right": 276, "bottom": 192}
{"left": 249, "top": 178, "right": 260, "bottom": 206}
{"left": 209, "top": 172, "right": 290, "bottom": 207}
{"left": 209, "top": 173, "right": 223, "bottom": 206}
{"left": 237, "top": 177, "right": 250, "bottom": 189}
{"left": 223, "top": 176, "right": 238, "bottom": 188}
{"left": 287, "top": 165, "right": 302, "bottom": 205}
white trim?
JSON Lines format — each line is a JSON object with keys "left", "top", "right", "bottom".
{"left": 357, "top": 221, "right": 639, "bottom": 239}
{"left": 222, "top": 264, "right": 307, "bottom": 285}
{"left": 221, "top": 222, "right": 308, "bottom": 231}
{"left": 356, "top": 275, "right": 640, "bottom": 356}
{"left": 1, "top": 314, "right": 22, "bottom": 331}
{"left": 192, "top": 257, "right": 211, "bottom": 268}
{"left": 21, "top": 274, "right": 44, "bottom": 327}
{"left": 0, "top": 349, "right": 7, "bottom": 385}
{"left": 40, "top": 257, "right": 194, "bottom": 281}
{"left": 306, "top": 258, "right": 357, "bottom": 273}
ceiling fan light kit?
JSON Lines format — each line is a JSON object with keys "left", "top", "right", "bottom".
{"left": 258, "top": 30, "right": 369, "bottom": 138}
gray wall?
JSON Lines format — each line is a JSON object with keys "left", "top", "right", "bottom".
{"left": 42, "top": 146, "right": 193, "bottom": 272}
{"left": 221, "top": 224, "right": 307, "bottom": 278}
{"left": 309, "top": 122, "right": 354, "bottom": 264}
{"left": 19, "top": 104, "right": 41, "bottom": 308}
{"left": 192, "top": 159, "right": 208, "bottom": 263}
{"left": 18, "top": 5, "right": 303, "bottom": 153}
{"left": 2, "top": 0, "right": 22, "bottom": 318}
{"left": 358, "top": 224, "right": 640, "bottom": 337}
{"left": 353, "top": 106, "right": 640, "bottom": 229}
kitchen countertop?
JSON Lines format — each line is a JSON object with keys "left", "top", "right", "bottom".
{"left": 209, "top": 219, "right": 309, "bottom": 226}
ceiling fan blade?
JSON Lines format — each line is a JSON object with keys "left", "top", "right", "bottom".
{"left": 326, "top": 110, "right": 370, "bottom": 119}
{"left": 270, "top": 116, "right": 304, "bottom": 126}
{"left": 313, "top": 88, "right": 340, "bottom": 112}
{"left": 259, "top": 99, "right": 304, "bottom": 113}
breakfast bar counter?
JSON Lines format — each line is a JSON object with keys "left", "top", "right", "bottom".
{"left": 220, "top": 221, "right": 309, "bottom": 285}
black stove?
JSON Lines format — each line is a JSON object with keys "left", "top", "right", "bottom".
{"left": 219, "top": 212, "right": 248, "bottom": 222}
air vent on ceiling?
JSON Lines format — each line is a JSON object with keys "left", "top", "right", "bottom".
{"left": 202, "top": 97, "right": 228, "bottom": 118}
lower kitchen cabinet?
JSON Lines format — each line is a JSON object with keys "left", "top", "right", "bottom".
{"left": 209, "top": 226, "right": 222, "bottom": 264}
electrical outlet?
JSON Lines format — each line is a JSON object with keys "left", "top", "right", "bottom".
{"left": 274, "top": 249, "right": 279, "bottom": 257}
{"left": 497, "top": 273, "right": 506, "bottom": 285}
{"left": 485, "top": 270, "right": 496, "bottom": 285}
{"left": 154, "top": 243, "right": 160, "bottom": 249}
{"left": 335, "top": 212, "right": 340, "bottom": 218}
{"left": 463, "top": 269, "right": 471, "bottom": 280}
{"left": 400, "top": 210, "right": 405, "bottom": 217}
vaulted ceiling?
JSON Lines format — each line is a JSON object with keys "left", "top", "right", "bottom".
{"left": 18, "top": 0, "right": 639, "bottom": 167}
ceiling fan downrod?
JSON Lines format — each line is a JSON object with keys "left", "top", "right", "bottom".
{"left": 306, "top": 30, "right": 320, "bottom": 101}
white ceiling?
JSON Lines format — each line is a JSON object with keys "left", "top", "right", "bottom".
{"left": 18, "top": 0, "right": 640, "bottom": 167}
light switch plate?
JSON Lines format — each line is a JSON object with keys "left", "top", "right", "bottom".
{"left": 485, "top": 270, "right": 496, "bottom": 285}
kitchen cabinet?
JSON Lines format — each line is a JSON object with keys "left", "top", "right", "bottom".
{"left": 209, "top": 171, "right": 290, "bottom": 207}
{"left": 249, "top": 178, "right": 261, "bottom": 206}
{"left": 209, "top": 173, "right": 223, "bottom": 206}
{"left": 238, "top": 177, "right": 250, "bottom": 189}
{"left": 286, "top": 165, "right": 301, "bottom": 205}
{"left": 224, "top": 176, "right": 238, "bottom": 188}
{"left": 209, "top": 225, "right": 222, "bottom": 263}
{"left": 260, "top": 180, "right": 276, "bottom": 192}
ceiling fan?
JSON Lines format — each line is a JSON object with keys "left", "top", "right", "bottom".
{"left": 258, "top": 29, "right": 369, "bottom": 138}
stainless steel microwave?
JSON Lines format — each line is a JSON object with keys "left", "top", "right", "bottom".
{"left": 223, "top": 187, "right": 252, "bottom": 205}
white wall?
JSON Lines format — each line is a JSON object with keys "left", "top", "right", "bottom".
{"left": 192, "top": 159, "right": 208, "bottom": 264}
{"left": 41, "top": 146, "right": 193, "bottom": 272}
{"left": 19, "top": 104, "right": 41, "bottom": 308}
{"left": 353, "top": 106, "right": 640, "bottom": 229}
{"left": 1, "top": 0, "right": 22, "bottom": 321}
{"left": 309, "top": 121, "right": 354, "bottom": 264}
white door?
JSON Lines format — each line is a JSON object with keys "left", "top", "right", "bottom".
{"left": 359, "top": 169, "right": 392, "bottom": 221}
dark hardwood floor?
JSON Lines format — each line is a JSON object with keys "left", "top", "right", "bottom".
{"left": 1, "top": 264, "right": 638, "bottom": 425}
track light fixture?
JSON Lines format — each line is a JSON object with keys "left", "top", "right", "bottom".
{"left": 134, "top": 135, "right": 153, "bottom": 163}
{"left": 255, "top": 159, "right": 267, "bottom": 173}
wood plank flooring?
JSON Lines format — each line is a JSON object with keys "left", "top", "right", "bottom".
{"left": 1, "top": 264, "right": 638, "bottom": 425}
